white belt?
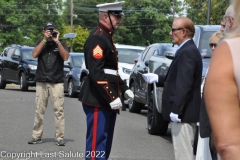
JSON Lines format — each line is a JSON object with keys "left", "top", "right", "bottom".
{"left": 104, "top": 69, "right": 118, "bottom": 75}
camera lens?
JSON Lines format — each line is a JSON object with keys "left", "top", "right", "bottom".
{"left": 52, "top": 31, "right": 57, "bottom": 37}
{"left": 49, "top": 29, "right": 57, "bottom": 37}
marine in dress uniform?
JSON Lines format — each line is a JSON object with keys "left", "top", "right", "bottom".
{"left": 78, "top": 1, "right": 134, "bottom": 160}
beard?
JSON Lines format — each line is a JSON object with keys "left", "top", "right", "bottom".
{"left": 46, "top": 37, "right": 54, "bottom": 45}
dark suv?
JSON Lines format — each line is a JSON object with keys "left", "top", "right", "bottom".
{"left": 63, "top": 52, "right": 84, "bottom": 98}
{"left": 0, "top": 45, "right": 37, "bottom": 91}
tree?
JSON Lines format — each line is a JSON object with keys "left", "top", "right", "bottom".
{"left": 63, "top": 0, "right": 113, "bottom": 30}
{"left": 184, "top": 0, "right": 229, "bottom": 25}
{"left": 63, "top": 0, "right": 183, "bottom": 46}
{"left": 0, "top": 0, "right": 65, "bottom": 51}
{"left": 63, "top": 24, "right": 89, "bottom": 52}
{"left": 115, "top": 0, "right": 183, "bottom": 45}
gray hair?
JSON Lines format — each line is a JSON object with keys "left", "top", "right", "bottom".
{"left": 225, "top": 1, "right": 240, "bottom": 38}
{"left": 225, "top": 5, "right": 235, "bottom": 19}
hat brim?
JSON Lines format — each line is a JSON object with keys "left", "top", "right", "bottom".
{"left": 44, "top": 27, "right": 56, "bottom": 30}
{"left": 109, "top": 11, "right": 124, "bottom": 16}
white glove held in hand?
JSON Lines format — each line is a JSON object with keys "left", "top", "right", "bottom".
{"left": 109, "top": 97, "right": 122, "bottom": 110}
{"left": 142, "top": 73, "right": 158, "bottom": 84}
{"left": 170, "top": 112, "right": 181, "bottom": 122}
{"left": 124, "top": 89, "right": 134, "bottom": 100}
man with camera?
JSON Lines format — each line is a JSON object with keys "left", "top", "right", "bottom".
{"left": 28, "top": 22, "right": 69, "bottom": 146}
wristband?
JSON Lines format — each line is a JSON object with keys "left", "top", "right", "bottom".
{"left": 56, "top": 41, "right": 61, "bottom": 46}
{"left": 42, "top": 39, "right": 46, "bottom": 44}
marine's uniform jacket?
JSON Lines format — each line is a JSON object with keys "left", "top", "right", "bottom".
{"left": 78, "top": 22, "right": 128, "bottom": 111}
{"left": 157, "top": 40, "right": 202, "bottom": 123}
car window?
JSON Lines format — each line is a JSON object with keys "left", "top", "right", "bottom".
{"left": 198, "top": 31, "right": 216, "bottom": 58}
{"left": 153, "top": 50, "right": 159, "bottom": 56}
{"left": 140, "top": 48, "right": 150, "bottom": 61}
{"left": 72, "top": 55, "right": 84, "bottom": 67}
{"left": 3, "top": 49, "right": 8, "bottom": 57}
{"left": 13, "top": 49, "right": 20, "bottom": 56}
{"left": 6, "top": 48, "right": 15, "bottom": 58}
{"left": 154, "top": 45, "right": 165, "bottom": 56}
{"left": 22, "top": 49, "right": 36, "bottom": 61}
{"left": 143, "top": 46, "right": 155, "bottom": 61}
{"left": 118, "top": 48, "right": 144, "bottom": 64}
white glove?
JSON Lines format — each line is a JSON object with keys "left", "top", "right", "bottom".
{"left": 124, "top": 89, "right": 134, "bottom": 100}
{"left": 142, "top": 73, "right": 158, "bottom": 84}
{"left": 124, "top": 98, "right": 133, "bottom": 104}
{"left": 109, "top": 97, "right": 122, "bottom": 110}
{"left": 170, "top": 112, "right": 181, "bottom": 122}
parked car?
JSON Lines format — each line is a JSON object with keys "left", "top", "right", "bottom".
{"left": 79, "top": 44, "right": 145, "bottom": 91}
{"left": 0, "top": 44, "right": 36, "bottom": 91}
{"left": 63, "top": 52, "right": 84, "bottom": 98}
{"left": 128, "top": 25, "right": 221, "bottom": 135}
{"left": 128, "top": 43, "right": 174, "bottom": 113}
{"left": 116, "top": 44, "right": 145, "bottom": 86}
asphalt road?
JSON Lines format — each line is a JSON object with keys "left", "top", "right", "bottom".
{"left": 0, "top": 85, "right": 174, "bottom": 160}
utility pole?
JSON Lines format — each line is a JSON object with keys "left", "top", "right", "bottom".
{"left": 70, "top": 0, "right": 73, "bottom": 52}
{"left": 64, "top": 0, "right": 76, "bottom": 52}
{"left": 172, "top": 0, "right": 175, "bottom": 20}
{"left": 206, "top": 0, "right": 211, "bottom": 25}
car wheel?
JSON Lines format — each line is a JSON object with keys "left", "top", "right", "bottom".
{"left": 79, "top": 76, "right": 86, "bottom": 92}
{"left": 20, "top": 72, "right": 28, "bottom": 91}
{"left": 128, "top": 82, "right": 144, "bottom": 113}
{"left": 147, "top": 90, "right": 169, "bottom": 135}
{"left": 68, "top": 79, "right": 76, "bottom": 98}
{"left": 0, "top": 71, "right": 6, "bottom": 89}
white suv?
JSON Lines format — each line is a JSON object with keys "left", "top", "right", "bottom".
{"left": 78, "top": 44, "right": 145, "bottom": 92}
{"left": 115, "top": 44, "right": 145, "bottom": 86}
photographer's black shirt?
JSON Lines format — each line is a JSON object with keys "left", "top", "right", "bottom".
{"left": 34, "top": 38, "right": 68, "bottom": 83}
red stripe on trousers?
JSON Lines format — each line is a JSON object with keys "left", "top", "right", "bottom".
{"left": 91, "top": 107, "right": 98, "bottom": 160}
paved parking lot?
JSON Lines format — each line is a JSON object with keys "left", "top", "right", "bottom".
{"left": 0, "top": 86, "right": 174, "bottom": 160}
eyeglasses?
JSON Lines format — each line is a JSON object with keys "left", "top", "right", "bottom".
{"left": 223, "top": 16, "right": 228, "bottom": 22}
{"left": 223, "top": 15, "right": 233, "bottom": 22}
{"left": 209, "top": 43, "right": 217, "bottom": 48}
{"left": 171, "top": 28, "right": 183, "bottom": 32}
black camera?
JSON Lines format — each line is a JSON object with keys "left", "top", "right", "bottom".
{"left": 49, "top": 29, "right": 57, "bottom": 38}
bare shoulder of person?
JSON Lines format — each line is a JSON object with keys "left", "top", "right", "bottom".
{"left": 208, "top": 41, "right": 232, "bottom": 72}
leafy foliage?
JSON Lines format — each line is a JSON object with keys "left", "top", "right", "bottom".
{"left": 63, "top": 24, "right": 89, "bottom": 52}
{"left": 62, "top": 0, "right": 183, "bottom": 46}
{"left": 184, "top": 0, "right": 229, "bottom": 25}
{"left": 0, "top": 0, "right": 64, "bottom": 51}
{"left": 0, "top": 0, "right": 227, "bottom": 52}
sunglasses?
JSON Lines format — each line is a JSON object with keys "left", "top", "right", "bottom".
{"left": 209, "top": 43, "right": 217, "bottom": 48}
{"left": 171, "top": 28, "right": 183, "bottom": 32}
